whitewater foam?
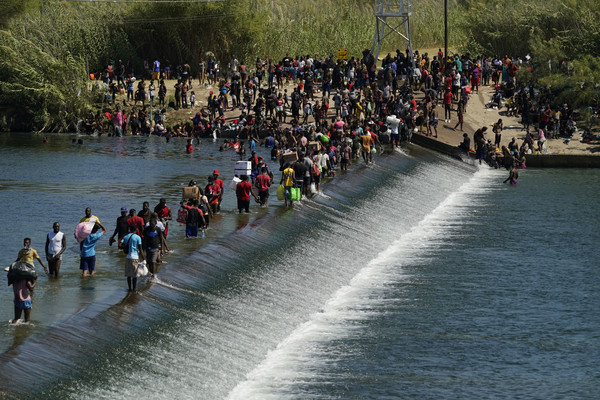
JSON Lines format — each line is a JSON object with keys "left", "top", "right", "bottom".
{"left": 227, "top": 167, "right": 498, "bottom": 399}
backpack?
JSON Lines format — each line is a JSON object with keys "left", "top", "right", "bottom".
{"left": 177, "top": 207, "right": 187, "bottom": 224}
{"left": 312, "top": 162, "right": 321, "bottom": 176}
{"left": 123, "top": 234, "right": 132, "bottom": 255}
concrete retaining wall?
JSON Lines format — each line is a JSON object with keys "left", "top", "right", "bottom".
{"left": 411, "top": 133, "right": 600, "bottom": 168}
{"left": 410, "top": 133, "right": 464, "bottom": 160}
{"left": 524, "top": 154, "right": 600, "bottom": 168}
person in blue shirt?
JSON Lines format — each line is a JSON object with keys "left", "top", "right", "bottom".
{"left": 455, "top": 55, "right": 462, "bottom": 73}
{"left": 80, "top": 222, "right": 106, "bottom": 277}
{"left": 121, "top": 225, "right": 145, "bottom": 292}
{"left": 152, "top": 59, "right": 160, "bottom": 81}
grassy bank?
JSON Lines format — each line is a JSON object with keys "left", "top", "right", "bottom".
{"left": 1, "top": 0, "right": 599, "bottom": 132}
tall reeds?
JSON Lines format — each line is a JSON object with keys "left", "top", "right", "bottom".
{"left": 1, "top": 0, "right": 600, "bottom": 131}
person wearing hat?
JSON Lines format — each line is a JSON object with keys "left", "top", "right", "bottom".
{"left": 154, "top": 198, "right": 172, "bottom": 238}
{"left": 205, "top": 176, "right": 222, "bottom": 214}
{"left": 212, "top": 170, "right": 224, "bottom": 212}
{"left": 109, "top": 207, "right": 130, "bottom": 247}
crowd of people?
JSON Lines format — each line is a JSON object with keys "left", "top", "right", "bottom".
{"left": 83, "top": 48, "right": 565, "bottom": 165}
{"left": 17, "top": 46, "right": 578, "bottom": 323}
{"left": 83, "top": 49, "right": 443, "bottom": 139}
{"left": 452, "top": 54, "right": 582, "bottom": 180}
{"left": 10, "top": 112, "right": 390, "bottom": 323}
{"left": 8, "top": 201, "right": 175, "bottom": 323}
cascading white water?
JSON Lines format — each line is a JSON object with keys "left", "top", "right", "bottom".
{"left": 55, "top": 153, "right": 479, "bottom": 399}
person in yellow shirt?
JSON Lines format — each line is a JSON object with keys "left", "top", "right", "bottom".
{"left": 79, "top": 207, "right": 101, "bottom": 225}
{"left": 279, "top": 163, "right": 296, "bottom": 208}
{"left": 355, "top": 101, "right": 364, "bottom": 121}
{"left": 17, "top": 238, "right": 47, "bottom": 273}
{"left": 361, "top": 131, "right": 373, "bottom": 165}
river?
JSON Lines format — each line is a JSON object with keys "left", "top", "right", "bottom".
{"left": 0, "top": 133, "right": 598, "bottom": 399}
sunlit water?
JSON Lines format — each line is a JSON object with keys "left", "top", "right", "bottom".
{"left": 0, "top": 133, "right": 598, "bottom": 399}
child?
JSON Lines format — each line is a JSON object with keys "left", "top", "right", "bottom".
{"left": 11, "top": 238, "right": 46, "bottom": 323}
{"left": 189, "top": 91, "right": 196, "bottom": 108}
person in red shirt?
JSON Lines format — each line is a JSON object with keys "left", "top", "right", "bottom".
{"left": 236, "top": 175, "right": 258, "bottom": 213}
{"left": 254, "top": 167, "right": 272, "bottom": 206}
{"left": 444, "top": 90, "right": 453, "bottom": 122}
{"left": 410, "top": 96, "right": 417, "bottom": 111}
{"left": 369, "top": 128, "right": 379, "bottom": 152}
{"left": 126, "top": 209, "right": 145, "bottom": 238}
{"left": 153, "top": 198, "right": 172, "bottom": 237}
{"left": 445, "top": 75, "right": 452, "bottom": 91}
{"left": 205, "top": 176, "right": 221, "bottom": 215}
{"left": 508, "top": 62, "right": 519, "bottom": 85}
{"left": 212, "top": 169, "right": 224, "bottom": 211}
{"left": 229, "top": 137, "right": 240, "bottom": 151}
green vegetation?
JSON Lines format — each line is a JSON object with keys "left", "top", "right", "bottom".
{"left": 0, "top": 2, "right": 133, "bottom": 131}
{"left": 458, "top": 0, "right": 600, "bottom": 60}
{"left": 0, "top": 0, "right": 599, "bottom": 131}
{"left": 457, "top": 0, "right": 600, "bottom": 108}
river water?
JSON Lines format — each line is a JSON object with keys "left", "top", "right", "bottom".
{"left": 0, "top": 133, "right": 598, "bottom": 399}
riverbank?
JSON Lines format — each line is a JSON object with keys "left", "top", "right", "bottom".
{"left": 411, "top": 84, "right": 600, "bottom": 167}
{"left": 105, "top": 78, "right": 600, "bottom": 167}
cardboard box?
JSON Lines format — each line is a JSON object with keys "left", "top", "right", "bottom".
{"left": 282, "top": 151, "right": 298, "bottom": 164}
{"left": 308, "top": 141, "right": 322, "bottom": 152}
{"left": 182, "top": 186, "right": 199, "bottom": 199}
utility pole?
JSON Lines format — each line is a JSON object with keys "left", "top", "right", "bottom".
{"left": 444, "top": 0, "right": 448, "bottom": 62}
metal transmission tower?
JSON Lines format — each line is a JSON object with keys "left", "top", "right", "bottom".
{"left": 371, "top": 0, "right": 414, "bottom": 64}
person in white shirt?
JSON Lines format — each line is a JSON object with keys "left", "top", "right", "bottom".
{"left": 45, "top": 222, "right": 66, "bottom": 278}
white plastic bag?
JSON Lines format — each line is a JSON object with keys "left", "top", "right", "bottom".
{"left": 136, "top": 260, "right": 149, "bottom": 277}
{"left": 229, "top": 176, "right": 242, "bottom": 190}
{"left": 310, "top": 182, "right": 317, "bottom": 194}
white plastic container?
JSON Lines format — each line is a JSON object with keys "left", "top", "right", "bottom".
{"left": 234, "top": 160, "right": 252, "bottom": 176}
